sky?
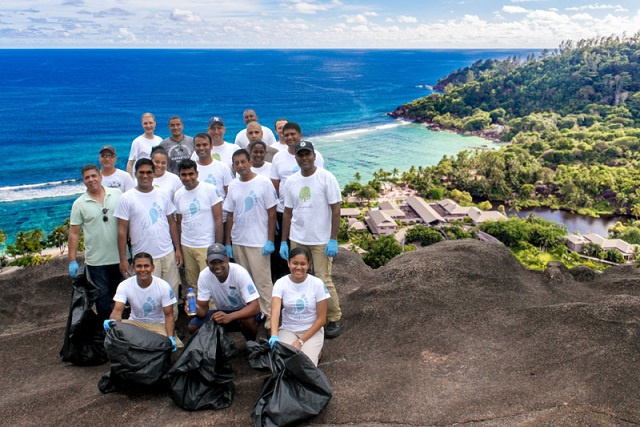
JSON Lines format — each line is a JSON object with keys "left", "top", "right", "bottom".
{"left": 1, "top": 0, "right": 639, "bottom": 48}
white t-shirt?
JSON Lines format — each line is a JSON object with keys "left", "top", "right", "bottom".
{"left": 102, "top": 169, "right": 134, "bottom": 193}
{"left": 271, "top": 142, "right": 288, "bottom": 152}
{"left": 272, "top": 274, "right": 330, "bottom": 332}
{"left": 196, "top": 159, "right": 234, "bottom": 199}
{"left": 223, "top": 174, "right": 278, "bottom": 247}
{"left": 235, "top": 126, "right": 277, "bottom": 149}
{"left": 128, "top": 134, "right": 162, "bottom": 162}
{"left": 174, "top": 182, "right": 222, "bottom": 248}
{"left": 114, "top": 276, "right": 177, "bottom": 323}
{"left": 197, "top": 263, "right": 260, "bottom": 311}
{"left": 251, "top": 162, "right": 272, "bottom": 178}
{"left": 113, "top": 188, "right": 176, "bottom": 258}
{"left": 152, "top": 172, "right": 182, "bottom": 203}
{"left": 270, "top": 149, "right": 325, "bottom": 212}
{"left": 283, "top": 168, "right": 341, "bottom": 245}
{"left": 210, "top": 142, "right": 238, "bottom": 169}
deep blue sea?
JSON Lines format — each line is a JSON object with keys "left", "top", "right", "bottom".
{"left": 0, "top": 49, "right": 535, "bottom": 242}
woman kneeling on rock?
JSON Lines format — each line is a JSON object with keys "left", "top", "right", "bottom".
{"left": 269, "top": 247, "right": 330, "bottom": 366}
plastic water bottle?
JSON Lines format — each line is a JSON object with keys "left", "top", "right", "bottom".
{"left": 187, "top": 288, "right": 197, "bottom": 316}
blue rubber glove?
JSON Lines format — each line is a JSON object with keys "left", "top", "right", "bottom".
{"left": 325, "top": 239, "right": 339, "bottom": 257}
{"left": 269, "top": 335, "right": 280, "bottom": 349}
{"left": 169, "top": 336, "right": 177, "bottom": 352}
{"left": 103, "top": 319, "right": 115, "bottom": 332}
{"left": 225, "top": 244, "right": 233, "bottom": 259}
{"left": 262, "top": 240, "right": 275, "bottom": 255}
{"left": 68, "top": 261, "right": 79, "bottom": 278}
{"left": 279, "top": 241, "right": 289, "bottom": 260}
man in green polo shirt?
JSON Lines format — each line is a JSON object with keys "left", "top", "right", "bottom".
{"left": 68, "top": 164, "right": 124, "bottom": 320}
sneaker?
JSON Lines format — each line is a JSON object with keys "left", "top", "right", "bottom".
{"left": 325, "top": 321, "right": 343, "bottom": 338}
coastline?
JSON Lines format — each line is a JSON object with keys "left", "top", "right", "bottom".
{"left": 387, "top": 106, "right": 506, "bottom": 144}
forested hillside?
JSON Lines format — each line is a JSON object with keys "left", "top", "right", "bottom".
{"left": 391, "top": 33, "right": 640, "bottom": 216}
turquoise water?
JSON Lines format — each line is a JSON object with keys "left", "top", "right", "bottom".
{"left": 0, "top": 49, "right": 531, "bottom": 242}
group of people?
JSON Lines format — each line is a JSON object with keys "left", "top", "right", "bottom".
{"left": 68, "top": 110, "right": 342, "bottom": 365}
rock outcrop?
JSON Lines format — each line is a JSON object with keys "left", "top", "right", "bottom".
{"left": 1, "top": 240, "right": 639, "bottom": 425}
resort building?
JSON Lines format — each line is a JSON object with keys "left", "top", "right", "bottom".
{"left": 340, "top": 207, "right": 361, "bottom": 219}
{"left": 565, "top": 232, "right": 637, "bottom": 261}
{"left": 365, "top": 210, "right": 397, "bottom": 236}
{"left": 405, "top": 196, "right": 446, "bottom": 226}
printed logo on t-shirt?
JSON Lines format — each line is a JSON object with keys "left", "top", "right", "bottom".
{"left": 239, "top": 190, "right": 258, "bottom": 214}
{"left": 292, "top": 166, "right": 300, "bottom": 174}
{"left": 204, "top": 175, "right": 223, "bottom": 197}
{"left": 247, "top": 283, "right": 257, "bottom": 295}
{"left": 299, "top": 186, "right": 311, "bottom": 202}
{"left": 106, "top": 181, "right": 119, "bottom": 189}
{"left": 212, "top": 153, "right": 221, "bottom": 161}
{"left": 185, "top": 197, "right": 200, "bottom": 219}
{"left": 169, "top": 289, "right": 175, "bottom": 299}
{"left": 142, "top": 297, "right": 158, "bottom": 317}
{"left": 143, "top": 202, "right": 164, "bottom": 230}
{"left": 228, "top": 289, "right": 240, "bottom": 307}
{"left": 295, "top": 294, "right": 308, "bottom": 313}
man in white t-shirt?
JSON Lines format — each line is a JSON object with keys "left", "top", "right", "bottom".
{"left": 224, "top": 149, "right": 277, "bottom": 321}
{"left": 246, "top": 121, "right": 279, "bottom": 163}
{"left": 105, "top": 252, "right": 181, "bottom": 351}
{"left": 270, "top": 122, "right": 325, "bottom": 281}
{"left": 113, "top": 158, "right": 183, "bottom": 319}
{"left": 160, "top": 116, "right": 194, "bottom": 175}
{"left": 280, "top": 140, "right": 343, "bottom": 338}
{"left": 234, "top": 109, "right": 277, "bottom": 149}
{"left": 127, "top": 112, "right": 163, "bottom": 176}
{"left": 187, "top": 243, "right": 262, "bottom": 341}
{"left": 192, "top": 132, "right": 234, "bottom": 200}
{"left": 206, "top": 116, "right": 237, "bottom": 169}
{"left": 272, "top": 118, "right": 289, "bottom": 152}
{"left": 99, "top": 145, "right": 134, "bottom": 193}
{"left": 174, "top": 159, "right": 223, "bottom": 295}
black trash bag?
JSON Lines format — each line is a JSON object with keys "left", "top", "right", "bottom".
{"left": 98, "top": 322, "right": 173, "bottom": 394}
{"left": 248, "top": 339, "right": 333, "bottom": 427}
{"left": 60, "top": 266, "right": 108, "bottom": 366}
{"left": 167, "top": 321, "right": 235, "bottom": 410}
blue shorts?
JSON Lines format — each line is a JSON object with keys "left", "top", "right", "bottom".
{"left": 189, "top": 310, "right": 264, "bottom": 339}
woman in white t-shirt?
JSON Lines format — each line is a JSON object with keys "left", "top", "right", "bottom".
{"left": 127, "top": 112, "right": 163, "bottom": 175}
{"left": 269, "top": 247, "right": 330, "bottom": 366}
{"left": 150, "top": 147, "right": 182, "bottom": 202}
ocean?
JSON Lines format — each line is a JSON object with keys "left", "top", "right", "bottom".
{"left": 0, "top": 49, "right": 533, "bottom": 242}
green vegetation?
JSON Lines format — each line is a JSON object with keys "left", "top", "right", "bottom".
{"left": 1, "top": 219, "right": 81, "bottom": 268}
{"left": 362, "top": 235, "right": 403, "bottom": 269}
{"left": 392, "top": 33, "right": 640, "bottom": 217}
{"left": 405, "top": 225, "right": 444, "bottom": 246}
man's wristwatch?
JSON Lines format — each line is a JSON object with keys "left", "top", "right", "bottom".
{"left": 297, "top": 339, "right": 304, "bottom": 346}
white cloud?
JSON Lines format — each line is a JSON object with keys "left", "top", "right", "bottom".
{"left": 397, "top": 15, "right": 417, "bottom": 23}
{"left": 170, "top": 8, "right": 203, "bottom": 23}
{"left": 283, "top": 0, "right": 341, "bottom": 14}
{"left": 572, "top": 13, "right": 594, "bottom": 21}
{"left": 118, "top": 27, "right": 136, "bottom": 41}
{"left": 503, "top": 6, "right": 529, "bottom": 14}
{"left": 344, "top": 14, "right": 369, "bottom": 24}
{"left": 566, "top": 4, "right": 627, "bottom": 12}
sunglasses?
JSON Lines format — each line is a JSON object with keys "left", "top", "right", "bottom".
{"left": 103, "top": 208, "right": 109, "bottom": 222}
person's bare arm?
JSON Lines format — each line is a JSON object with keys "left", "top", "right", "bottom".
{"left": 163, "top": 305, "right": 176, "bottom": 338}
{"left": 110, "top": 301, "right": 126, "bottom": 322}
{"left": 68, "top": 224, "right": 81, "bottom": 262}
{"left": 212, "top": 202, "right": 223, "bottom": 244}
{"left": 117, "top": 218, "right": 131, "bottom": 277}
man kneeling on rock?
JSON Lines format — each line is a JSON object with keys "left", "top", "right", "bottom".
{"left": 104, "top": 252, "right": 183, "bottom": 351}
{"left": 187, "top": 243, "right": 262, "bottom": 341}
